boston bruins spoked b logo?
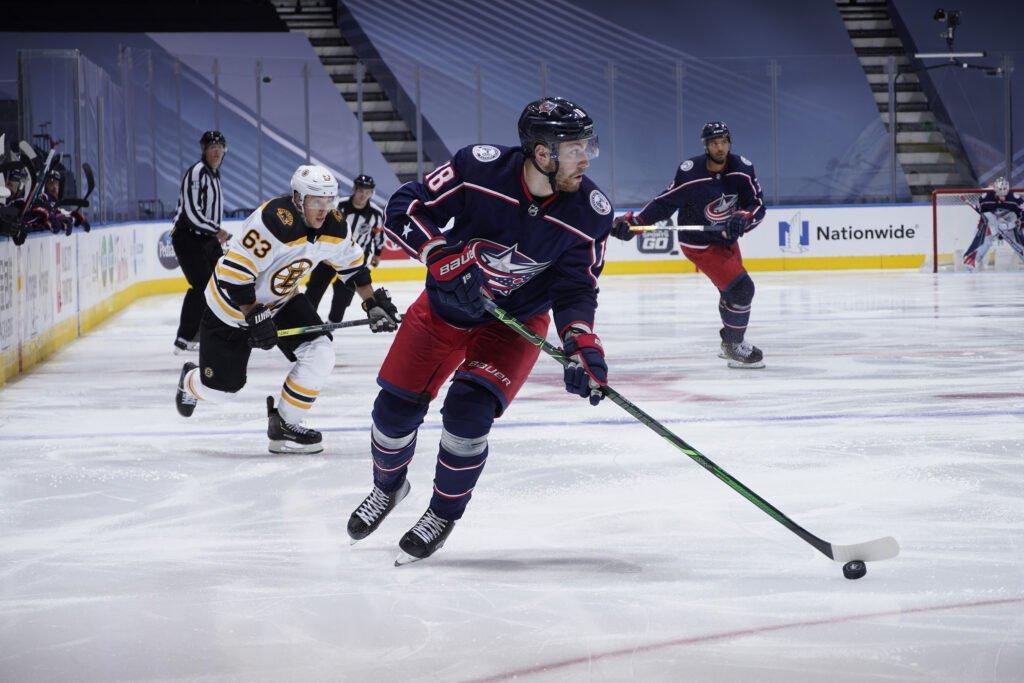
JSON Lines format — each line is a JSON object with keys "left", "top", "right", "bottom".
{"left": 272, "top": 259, "right": 313, "bottom": 296}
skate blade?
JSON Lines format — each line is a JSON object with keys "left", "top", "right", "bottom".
{"left": 268, "top": 440, "right": 324, "bottom": 455}
{"left": 394, "top": 551, "right": 426, "bottom": 567}
{"left": 173, "top": 346, "right": 199, "bottom": 356}
{"left": 726, "top": 359, "right": 765, "bottom": 369}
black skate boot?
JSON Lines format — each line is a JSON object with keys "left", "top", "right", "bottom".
{"left": 175, "top": 362, "right": 198, "bottom": 417}
{"left": 347, "top": 478, "right": 411, "bottom": 543}
{"left": 266, "top": 396, "right": 323, "bottom": 454}
{"left": 395, "top": 508, "right": 456, "bottom": 566}
{"left": 719, "top": 340, "right": 765, "bottom": 369}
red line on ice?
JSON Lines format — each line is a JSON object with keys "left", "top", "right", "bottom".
{"left": 465, "top": 596, "right": 1024, "bottom": 682}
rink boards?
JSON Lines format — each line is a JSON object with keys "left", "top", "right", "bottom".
{"left": 0, "top": 202, "right": 934, "bottom": 384}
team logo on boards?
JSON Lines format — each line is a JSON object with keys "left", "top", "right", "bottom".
{"left": 157, "top": 231, "right": 179, "bottom": 269}
{"left": 589, "top": 190, "right": 611, "bottom": 216}
{"left": 704, "top": 193, "right": 738, "bottom": 223}
{"left": 271, "top": 259, "right": 312, "bottom": 296}
{"left": 472, "top": 145, "right": 501, "bottom": 162}
{"left": 466, "top": 239, "right": 550, "bottom": 295}
{"left": 778, "top": 213, "right": 810, "bottom": 253}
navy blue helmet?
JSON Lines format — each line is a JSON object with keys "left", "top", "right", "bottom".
{"left": 700, "top": 121, "right": 731, "bottom": 147}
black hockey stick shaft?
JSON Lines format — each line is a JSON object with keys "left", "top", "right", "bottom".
{"left": 276, "top": 317, "right": 371, "bottom": 337}
{"left": 483, "top": 299, "right": 835, "bottom": 560}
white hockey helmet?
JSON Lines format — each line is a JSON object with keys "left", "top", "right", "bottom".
{"left": 992, "top": 176, "right": 1010, "bottom": 198}
{"left": 290, "top": 164, "right": 338, "bottom": 208}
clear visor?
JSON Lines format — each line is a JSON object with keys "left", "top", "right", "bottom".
{"left": 303, "top": 194, "right": 338, "bottom": 211}
{"left": 556, "top": 136, "right": 599, "bottom": 163}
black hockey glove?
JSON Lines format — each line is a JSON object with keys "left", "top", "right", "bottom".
{"left": 245, "top": 304, "right": 278, "bottom": 350}
{"left": 724, "top": 210, "right": 752, "bottom": 240}
{"left": 362, "top": 287, "right": 400, "bottom": 333}
{"left": 610, "top": 210, "right": 639, "bottom": 241}
{"left": 562, "top": 328, "right": 607, "bottom": 406}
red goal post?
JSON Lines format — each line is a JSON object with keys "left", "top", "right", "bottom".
{"left": 931, "top": 186, "right": 1024, "bottom": 272}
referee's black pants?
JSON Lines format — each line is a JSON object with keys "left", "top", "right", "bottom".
{"left": 305, "top": 261, "right": 357, "bottom": 323}
{"left": 172, "top": 227, "right": 223, "bottom": 341}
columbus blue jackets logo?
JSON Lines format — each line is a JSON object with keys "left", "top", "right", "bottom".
{"left": 705, "top": 193, "right": 738, "bottom": 223}
{"left": 467, "top": 239, "right": 550, "bottom": 294}
{"left": 472, "top": 145, "right": 501, "bottom": 162}
{"left": 589, "top": 190, "right": 611, "bottom": 216}
{"left": 680, "top": 160, "right": 694, "bottom": 172}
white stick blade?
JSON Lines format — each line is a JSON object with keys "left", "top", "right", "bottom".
{"left": 830, "top": 536, "right": 900, "bottom": 563}
{"left": 18, "top": 140, "right": 36, "bottom": 160}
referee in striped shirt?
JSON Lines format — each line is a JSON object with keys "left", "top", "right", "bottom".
{"left": 171, "top": 131, "right": 228, "bottom": 353}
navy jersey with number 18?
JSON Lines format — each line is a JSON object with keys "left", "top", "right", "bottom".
{"left": 384, "top": 144, "right": 613, "bottom": 334}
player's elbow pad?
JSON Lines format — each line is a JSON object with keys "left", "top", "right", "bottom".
{"left": 348, "top": 267, "right": 373, "bottom": 289}
{"left": 222, "top": 282, "right": 256, "bottom": 307}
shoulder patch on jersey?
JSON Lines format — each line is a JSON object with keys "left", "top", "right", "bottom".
{"left": 472, "top": 145, "right": 501, "bottom": 162}
{"left": 589, "top": 189, "right": 611, "bottom": 216}
{"left": 741, "top": 156, "right": 752, "bottom": 166}
{"left": 277, "top": 207, "right": 294, "bottom": 227}
{"left": 331, "top": 208, "right": 343, "bottom": 223}
{"left": 680, "top": 160, "right": 694, "bottom": 172}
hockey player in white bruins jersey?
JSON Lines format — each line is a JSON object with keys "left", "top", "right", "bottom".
{"left": 174, "top": 164, "right": 401, "bottom": 454}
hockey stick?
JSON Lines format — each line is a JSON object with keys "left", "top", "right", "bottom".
{"left": 483, "top": 298, "right": 899, "bottom": 565}
{"left": 276, "top": 318, "right": 372, "bottom": 337}
{"left": 629, "top": 224, "right": 722, "bottom": 233}
{"left": 18, "top": 143, "right": 56, "bottom": 223}
{"left": 60, "top": 162, "right": 95, "bottom": 209}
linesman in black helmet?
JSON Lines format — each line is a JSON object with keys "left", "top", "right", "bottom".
{"left": 171, "top": 130, "right": 229, "bottom": 353}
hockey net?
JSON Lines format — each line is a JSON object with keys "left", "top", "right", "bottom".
{"left": 930, "top": 187, "right": 1024, "bottom": 273}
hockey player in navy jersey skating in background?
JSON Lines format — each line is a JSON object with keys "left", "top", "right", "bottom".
{"left": 962, "top": 176, "right": 1024, "bottom": 271}
{"left": 612, "top": 121, "right": 767, "bottom": 368}
{"left": 346, "top": 97, "right": 614, "bottom": 564}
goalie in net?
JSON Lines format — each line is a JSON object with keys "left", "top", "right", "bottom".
{"left": 960, "top": 177, "right": 1024, "bottom": 271}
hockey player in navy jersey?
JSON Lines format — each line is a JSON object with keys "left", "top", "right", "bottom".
{"left": 612, "top": 122, "right": 766, "bottom": 368}
{"left": 963, "top": 176, "right": 1024, "bottom": 271}
{"left": 346, "top": 97, "right": 613, "bottom": 564}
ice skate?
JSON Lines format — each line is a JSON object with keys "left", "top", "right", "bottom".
{"left": 346, "top": 478, "right": 411, "bottom": 543}
{"left": 395, "top": 508, "right": 456, "bottom": 566}
{"left": 175, "top": 362, "right": 198, "bottom": 417}
{"left": 266, "top": 396, "right": 323, "bottom": 454}
{"left": 719, "top": 340, "right": 765, "bottom": 369}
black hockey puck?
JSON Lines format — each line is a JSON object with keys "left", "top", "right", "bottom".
{"left": 843, "top": 560, "right": 867, "bottom": 580}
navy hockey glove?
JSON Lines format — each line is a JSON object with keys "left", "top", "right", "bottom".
{"left": 724, "top": 210, "right": 752, "bottom": 240}
{"left": 611, "top": 210, "right": 639, "bottom": 241}
{"left": 562, "top": 329, "right": 608, "bottom": 406}
{"left": 362, "top": 287, "right": 401, "bottom": 333}
{"left": 245, "top": 304, "right": 278, "bottom": 350}
{"left": 426, "top": 244, "right": 490, "bottom": 318}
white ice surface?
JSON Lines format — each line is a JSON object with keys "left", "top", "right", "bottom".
{"left": 1, "top": 271, "right": 1022, "bottom": 682}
